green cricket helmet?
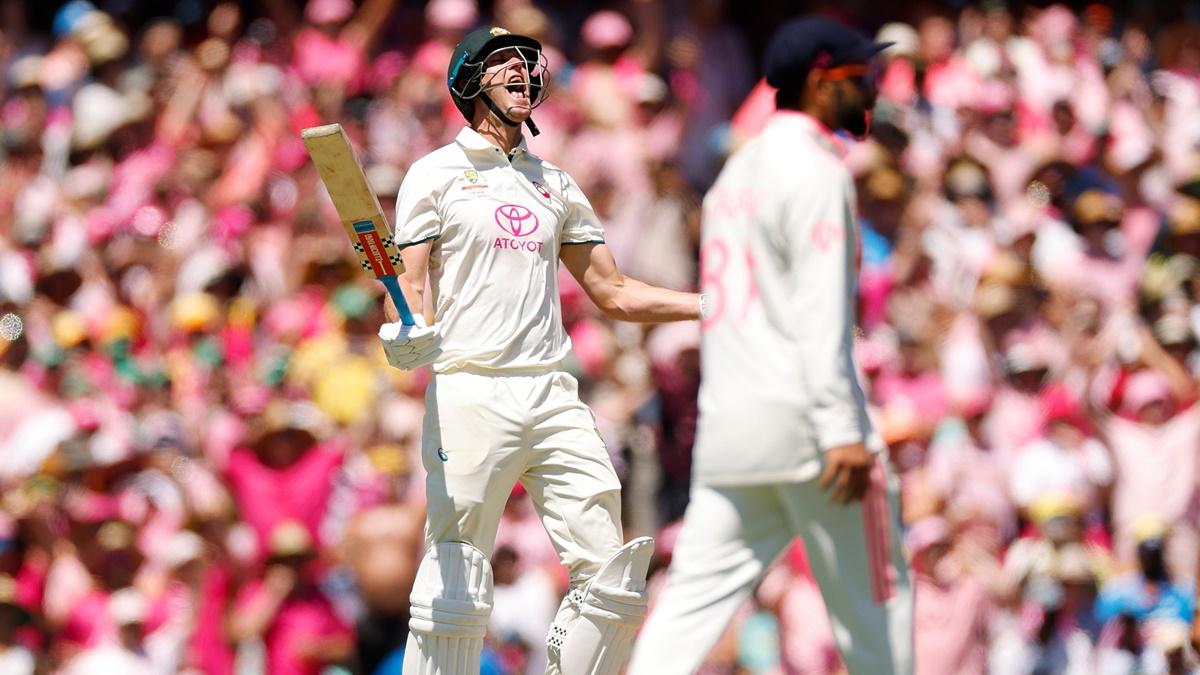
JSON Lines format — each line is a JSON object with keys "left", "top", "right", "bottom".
{"left": 446, "top": 26, "right": 548, "bottom": 135}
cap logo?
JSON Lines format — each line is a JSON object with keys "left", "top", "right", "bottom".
{"left": 813, "top": 51, "right": 833, "bottom": 69}
{"left": 490, "top": 27, "right": 510, "bottom": 36}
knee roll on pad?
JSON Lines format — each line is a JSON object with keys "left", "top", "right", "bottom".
{"left": 403, "top": 542, "right": 494, "bottom": 675}
{"left": 546, "top": 536, "right": 654, "bottom": 675}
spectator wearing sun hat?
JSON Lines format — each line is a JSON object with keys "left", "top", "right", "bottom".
{"left": 925, "top": 384, "right": 1017, "bottom": 541}
{"left": 1052, "top": 189, "right": 1145, "bottom": 309}
{"left": 58, "top": 588, "right": 156, "bottom": 675}
{"left": 231, "top": 521, "right": 354, "bottom": 675}
{"left": 570, "top": 10, "right": 643, "bottom": 129}
{"left": 1089, "top": 368, "right": 1200, "bottom": 579}
{"left": 908, "top": 516, "right": 994, "bottom": 675}
{"left": 153, "top": 529, "right": 237, "bottom": 675}
{"left": 998, "top": 493, "right": 1092, "bottom": 599}
{"left": 1096, "top": 515, "right": 1195, "bottom": 626}
{"left": 996, "top": 541, "right": 1104, "bottom": 675}
{"left": 981, "top": 340, "right": 1057, "bottom": 457}
{"left": 1009, "top": 384, "right": 1112, "bottom": 514}
{"left": 289, "top": 0, "right": 399, "bottom": 92}
{"left": 223, "top": 401, "right": 346, "bottom": 553}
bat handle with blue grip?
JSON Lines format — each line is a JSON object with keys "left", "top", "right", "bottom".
{"left": 380, "top": 275, "right": 416, "bottom": 326}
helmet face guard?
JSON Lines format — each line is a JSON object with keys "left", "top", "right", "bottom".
{"left": 449, "top": 38, "right": 550, "bottom": 133}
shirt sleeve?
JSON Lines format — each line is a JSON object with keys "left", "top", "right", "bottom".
{"left": 392, "top": 165, "right": 441, "bottom": 246}
{"left": 557, "top": 170, "right": 605, "bottom": 244}
{"left": 783, "top": 169, "right": 874, "bottom": 451}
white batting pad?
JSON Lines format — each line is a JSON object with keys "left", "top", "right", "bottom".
{"left": 403, "top": 542, "right": 494, "bottom": 675}
{"left": 546, "top": 536, "right": 654, "bottom": 675}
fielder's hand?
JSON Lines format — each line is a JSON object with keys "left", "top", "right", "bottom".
{"left": 819, "top": 442, "right": 873, "bottom": 505}
{"left": 378, "top": 315, "right": 440, "bottom": 371}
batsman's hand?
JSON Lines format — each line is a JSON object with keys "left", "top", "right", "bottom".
{"left": 378, "top": 315, "right": 440, "bottom": 371}
{"left": 819, "top": 442, "right": 873, "bottom": 505}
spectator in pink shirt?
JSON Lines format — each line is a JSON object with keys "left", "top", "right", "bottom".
{"left": 58, "top": 519, "right": 146, "bottom": 651}
{"left": 224, "top": 402, "right": 345, "bottom": 552}
{"left": 570, "top": 10, "right": 645, "bottom": 130}
{"left": 910, "top": 517, "right": 991, "bottom": 675}
{"left": 287, "top": 0, "right": 397, "bottom": 94}
{"left": 1089, "top": 369, "right": 1200, "bottom": 579}
{"left": 1009, "top": 384, "right": 1112, "bottom": 515}
{"left": 874, "top": 330, "right": 950, "bottom": 424}
{"left": 983, "top": 341, "right": 1055, "bottom": 456}
{"left": 926, "top": 389, "right": 1016, "bottom": 539}
{"left": 161, "top": 530, "right": 236, "bottom": 675}
{"left": 759, "top": 542, "right": 842, "bottom": 675}
{"left": 1050, "top": 190, "right": 1144, "bottom": 309}
{"left": 59, "top": 589, "right": 159, "bottom": 675}
{"left": 230, "top": 521, "right": 354, "bottom": 675}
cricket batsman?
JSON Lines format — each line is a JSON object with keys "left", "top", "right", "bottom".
{"left": 628, "top": 17, "right": 914, "bottom": 675}
{"left": 375, "top": 26, "right": 701, "bottom": 675}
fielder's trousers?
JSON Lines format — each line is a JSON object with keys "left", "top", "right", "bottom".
{"left": 629, "top": 459, "right": 913, "bottom": 675}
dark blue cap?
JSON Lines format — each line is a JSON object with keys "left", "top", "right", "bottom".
{"left": 763, "top": 17, "right": 890, "bottom": 90}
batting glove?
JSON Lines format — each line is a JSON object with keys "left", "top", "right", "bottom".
{"left": 378, "top": 315, "right": 440, "bottom": 371}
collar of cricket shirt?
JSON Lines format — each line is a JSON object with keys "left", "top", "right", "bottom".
{"left": 768, "top": 111, "right": 848, "bottom": 159}
{"left": 455, "top": 126, "right": 531, "bottom": 161}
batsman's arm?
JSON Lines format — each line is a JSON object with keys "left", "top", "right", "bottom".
{"left": 560, "top": 242, "right": 700, "bottom": 323}
{"left": 382, "top": 240, "right": 433, "bottom": 324}
{"left": 386, "top": 153, "right": 443, "bottom": 324}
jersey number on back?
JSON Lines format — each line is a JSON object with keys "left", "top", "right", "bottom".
{"left": 700, "top": 237, "right": 760, "bottom": 329}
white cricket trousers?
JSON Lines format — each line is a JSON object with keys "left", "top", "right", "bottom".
{"left": 420, "top": 368, "right": 624, "bottom": 580}
{"left": 628, "top": 459, "right": 913, "bottom": 675}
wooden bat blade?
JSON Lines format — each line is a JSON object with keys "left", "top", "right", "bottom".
{"left": 302, "top": 123, "right": 415, "bottom": 325}
{"left": 302, "top": 124, "right": 384, "bottom": 223}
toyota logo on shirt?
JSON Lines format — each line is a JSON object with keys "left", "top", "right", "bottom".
{"left": 494, "top": 204, "right": 539, "bottom": 237}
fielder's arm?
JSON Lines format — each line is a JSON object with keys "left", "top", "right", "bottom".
{"left": 560, "top": 242, "right": 700, "bottom": 322}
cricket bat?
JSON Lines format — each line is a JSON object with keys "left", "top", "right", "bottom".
{"left": 300, "top": 123, "right": 416, "bottom": 326}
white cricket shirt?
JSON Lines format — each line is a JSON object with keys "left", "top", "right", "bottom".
{"left": 392, "top": 127, "right": 605, "bottom": 373}
{"left": 693, "top": 112, "right": 880, "bottom": 486}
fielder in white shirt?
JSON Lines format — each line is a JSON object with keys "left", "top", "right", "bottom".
{"left": 629, "top": 17, "right": 914, "bottom": 675}
{"left": 376, "top": 26, "right": 701, "bottom": 675}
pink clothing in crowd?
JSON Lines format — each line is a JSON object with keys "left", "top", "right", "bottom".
{"left": 925, "top": 434, "right": 1014, "bottom": 535}
{"left": 234, "top": 580, "right": 354, "bottom": 675}
{"left": 983, "top": 388, "right": 1046, "bottom": 455}
{"left": 495, "top": 503, "right": 562, "bottom": 575}
{"left": 757, "top": 544, "right": 843, "bottom": 675}
{"left": 1009, "top": 436, "right": 1112, "bottom": 511}
{"left": 60, "top": 589, "right": 169, "bottom": 648}
{"left": 182, "top": 567, "right": 235, "bottom": 675}
{"left": 874, "top": 371, "right": 950, "bottom": 423}
{"left": 1102, "top": 405, "right": 1200, "bottom": 544}
{"left": 913, "top": 574, "right": 990, "bottom": 675}
{"left": 291, "top": 28, "right": 366, "bottom": 90}
{"left": 224, "top": 443, "right": 345, "bottom": 551}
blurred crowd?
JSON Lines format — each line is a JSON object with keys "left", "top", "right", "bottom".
{"left": 0, "top": 0, "right": 1199, "bottom": 673}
